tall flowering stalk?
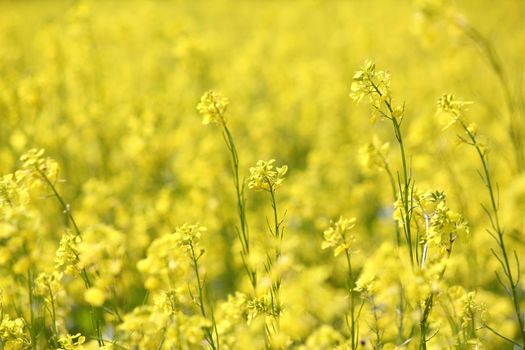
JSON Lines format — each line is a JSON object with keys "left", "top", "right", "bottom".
{"left": 19, "top": 149, "right": 105, "bottom": 347}
{"left": 358, "top": 139, "right": 406, "bottom": 342}
{"left": 350, "top": 61, "right": 415, "bottom": 266}
{"left": 438, "top": 93, "right": 525, "bottom": 348}
{"left": 175, "top": 223, "right": 220, "bottom": 350}
{"left": 322, "top": 217, "right": 361, "bottom": 350}
{"left": 398, "top": 189, "right": 468, "bottom": 349}
{"left": 248, "top": 159, "right": 288, "bottom": 345}
{"left": 359, "top": 138, "right": 401, "bottom": 246}
{"left": 350, "top": 61, "right": 415, "bottom": 347}
{"left": 197, "top": 91, "right": 257, "bottom": 291}
{"left": 350, "top": 63, "right": 469, "bottom": 349}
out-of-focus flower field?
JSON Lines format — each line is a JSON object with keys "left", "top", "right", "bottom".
{"left": 1, "top": 0, "right": 525, "bottom": 349}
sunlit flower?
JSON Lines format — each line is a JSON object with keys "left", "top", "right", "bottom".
{"left": 197, "top": 90, "right": 229, "bottom": 125}
{"left": 248, "top": 159, "right": 288, "bottom": 192}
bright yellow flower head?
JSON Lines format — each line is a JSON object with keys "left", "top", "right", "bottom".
{"left": 359, "top": 137, "right": 390, "bottom": 173}
{"left": 436, "top": 93, "right": 472, "bottom": 129}
{"left": 322, "top": 217, "right": 357, "bottom": 257}
{"left": 350, "top": 60, "right": 391, "bottom": 104}
{"left": 0, "top": 315, "right": 29, "bottom": 349}
{"left": 196, "top": 90, "right": 229, "bottom": 125}
{"left": 57, "top": 332, "right": 86, "bottom": 349}
{"left": 248, "top": 159, "right": 288, "bottom": 192}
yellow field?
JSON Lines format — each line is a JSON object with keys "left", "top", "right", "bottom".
{"left": 1, "top": 0, "right": 525, "bottom": 349}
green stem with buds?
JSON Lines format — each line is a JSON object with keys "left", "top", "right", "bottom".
{"left": 457, "top": 120, "right": 525, "bottom": 347}
{"left": 221, "top": 121, "right": 257, "bottom": 291}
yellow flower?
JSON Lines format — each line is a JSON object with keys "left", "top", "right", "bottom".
{"left": 57, "top": 333, "right": 86, "bottom": 349}
{"left": 19, "top": 148, "right": 60, "bottom": 186}
{"left": 322, "top": 217, "right": 357, "bottom": 256}
{"left": 55, "top": 231, "right": 81, "bottom": 274}
{"left": 196, "top": 90, "right": 229, "bottom": 125}
{"left": 436, "top": 93, "right": 472, "bottom": 130}
{"left": 359, "top": 137, "right": 390, "bottom": 173}
{"left": 137, "top": 231, "right": 191, "bottom": 291}
{"left": 248, "top": 159, "right": 288, "bottom": 192}
{"left": 354, "top": 269, "right": 377, "bottom": 296}
{"left": 350, "top": 60, "right": 391, "bottom": 104}
{"left": 174, "top": 223, "right": 206, "bottom": 248}
{"left": 34, "top": 271, "right": 63, "bottom": 299}
{"left": 0, "top": 315, "right": 29, "bottom": 349}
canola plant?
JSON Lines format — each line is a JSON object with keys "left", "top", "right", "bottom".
{"left": 1, "top": 0, "right": 525, "bottom": 349}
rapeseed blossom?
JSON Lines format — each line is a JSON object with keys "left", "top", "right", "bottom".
{"left": 359, "top": 138, "right": 390, "bottom": 173}
{"left": 437, "top": 93, "right": 473, "bottom": 129}
{"left": 197, "top": 90, "right": 229, "bottom": 125}
{"left": 248, "top": 159, "right": 288, "bottom": 192}
{"left": 322, "top": 217, "right": 357, "bottom": 257}
{"left": 0, "top": 316, "right": 29, "bottom": 349}
{"left": 57, "top": 333, "right": 86, "bottom": 349}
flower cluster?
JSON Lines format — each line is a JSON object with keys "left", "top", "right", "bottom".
{"left": 34, "top": 271, "right": 64, "bottom": 302}
{"left": 57, "top": 333, "right": 86, "bottom": 349}
{"left": 437, "top": 94, "right": 491, "bottom": 156}
{"left": 359, "top": 138, "right": 390, "bottom": 173}
{"left": 248, "top": 159, "right": 288, "bottom": 192}
{"left": 322, "top": 217, "right": 357, "bottom": 256}
{"left": 137, "top": 232, "right": 191, "bottom": 291}
{"left": 437, "top": 93, "right": 473, "bottom": 129}
{"left": 19, "top": 148, "right": 60, "bottom": 187}
{"left": 215, "top": 292, "right": 247, "bottom": 338}
{"left": 0, "top": 173, "right": 29, "bottom": 209}
{"left": 350, "top": 61, "right": 404, "bottom": 123}
{"left": 247, "top": 294, "right": 279, "bottom": 324}
{"left": 55, "top": 231, "right": 82, "bottom": 275}
{"left": 350, "top": 61, "right": 391, "bottom": 103}
{"left": 118, "top": 305, "right": 209, "bottom": 349}
{"left": 197, "top": 90, "right": 229, "bottom": 125}
{"left": 0, "top": 316, "right": 30, "bottom": 349}
{"left": 173, "top": 223, "right": 206, "bottom": 249}
{"left": 395, "top": 190, "right": 468, "bottom": 254}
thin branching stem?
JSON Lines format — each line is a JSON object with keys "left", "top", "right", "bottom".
{"left": 344, "top": 248, "right": 358, "bottom": 350}
{"left": 369, "top": 80, "right": 414, "bottom": 265}
{"left": 36, "top": 169, "right": 104, "bottom": 347}
{"left": 188, "top": 242, "right": 219, "bottom": 350}
{"left": 221, "top": 121, "right": 257, "bottom": 291}
{"left": 268, "top": 184, "right": 282, "bottom": 327}
{"left": 457, "top": 119, "right": 525, "bottom": 347}
{"left": 26, "top": 269, "right": 37, "bottom": 349}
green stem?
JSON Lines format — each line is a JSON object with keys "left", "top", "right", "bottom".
{"left": 37, "top": 170, "right": 81, "bottom": 237}
{"left": 390, "top": 115, "right": 414, "bottom": 266}
{"left": 268, "top": 185, "right": 282, "bottom": 320}
{"left": 458, "top": 120, "right": 525, "bottom": 347}
{"left": 383, "top": 160, "right": 401, "bottom": 247}
{"left": 370, "top": 297, "right": 383, "bottom": 349}
{"left": 189, "top": 243, "right": 218, "bottom": 350}
{"left": 419, "top": 232, "right": 455, "bottom": 349}
{"left": 37, "top": 170, "right": 104, "bottom": 346}
{"left": 344, "top": 248, "right": 357, "bottom": 350}
{"left": 189, "top": 244, "right": 207, "bottom": 318}
{"left": 27, "top": 270, "right": 37, "bottom": 349}
{"left": 221, "top": 123, "right": 257, "bottom": 290}
{"left": 380, "top": 147, "right": 406, "bottom": 343}
{"left": 47, "top": 284, "right": 59, "bottom": 342}
{"left": 369, "top": 80, "right": 414, "bottom": 265}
